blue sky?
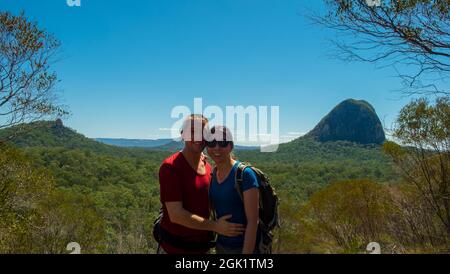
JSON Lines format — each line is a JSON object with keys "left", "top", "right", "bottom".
{"left": 1, "top": 0, "right": 422, "bottom": 143}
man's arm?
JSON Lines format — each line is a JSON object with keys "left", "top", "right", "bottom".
{"left": 166, "top": 201, "right": 245, "bottom": 237}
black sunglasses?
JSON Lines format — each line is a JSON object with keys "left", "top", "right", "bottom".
{"left": 205, "top": 140, "right": 233, "bottom": 148}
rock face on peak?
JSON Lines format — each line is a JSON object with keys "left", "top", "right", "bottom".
{"left": 54, "top": 118, "right": 64, "bottom": 128}
{"left": 305, "top": 99, "right": 386, "bottom": 145}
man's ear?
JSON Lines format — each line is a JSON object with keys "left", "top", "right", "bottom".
{"left": 180, "top": 130, "right": 186, "bottom": 141}
{"left": 202, "top": 153, "right": 209, "bottom": 161}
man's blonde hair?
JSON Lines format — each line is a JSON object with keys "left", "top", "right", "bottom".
{"left": 181, "top": 114, "right": 209, "bottom": 133}
{"left": 181, "top": 114, "right": 209, "bottom": 141}
{"left": 187, "top": 114, "right": 208, "bottom": 125}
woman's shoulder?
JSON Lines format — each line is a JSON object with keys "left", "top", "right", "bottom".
{"left": 242, "top": 166, "right": 257, "bottom": 177}
{"left": 241, "top": 165, "right": 260, "bottom": 189}
{"left": 235, "top": 162, "right": 256, "bottom": 178}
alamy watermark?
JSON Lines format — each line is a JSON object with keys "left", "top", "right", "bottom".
{"left": 170, "top": 98, "right": 280, "bottom": 152}
{"left": 66, "top": 242, "right": 81, "bottom": 254}
{"left": 365, "top": 0, "right": 381, "bottom": 7}
{"left": 67, "top": 1, "right": 381, "bottom": 8}
{"left": 64, "top": 241, "right": 383, "bottom": 254}
{"left": 67, "top": 0, "right": 81, "bottom": 7}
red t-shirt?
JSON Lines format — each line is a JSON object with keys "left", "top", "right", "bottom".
{"left": 159, "top": 151, "right": 212, "bottom": 254}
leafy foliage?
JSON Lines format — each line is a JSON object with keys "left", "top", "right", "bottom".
{"left": 0, "top": 143, "right": 106, "bottom": 254}
{"left": 0, "top": 12, "right": 68, "bottom": 129}
{"left": 298, "top": 180, "right": 394, "bottom": 253}
{"left": 312, "top": 0, "right": 450, "bottom": 95}
{"left": 383, "top": 96, "right": 450, "bottom": 251}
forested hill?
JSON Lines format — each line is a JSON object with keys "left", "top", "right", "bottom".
{"left": 241, "top": 136, "right": 390, "bottom": 164}
{"left": 0, "top": 120, "right": 172, "bottom": 160}
{"left": 96, "top": 138, "right": 174, "bottom": 148}
{"left": 0, "top": 120, "right": 116, "bottom": 151}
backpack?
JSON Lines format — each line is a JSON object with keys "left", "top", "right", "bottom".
{"left": 235, "top": 162, "right": 280, "bottom": 254}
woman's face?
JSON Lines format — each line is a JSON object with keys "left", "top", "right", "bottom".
{"left": 207, "top": 142, "right": 233, "bottom": 164}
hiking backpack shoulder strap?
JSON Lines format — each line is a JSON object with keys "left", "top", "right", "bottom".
{"left": 235, "top": 162, "right": 251, "bottom": 202}
{"left": 209, "top": 167, "right": 217, "bottom": 220}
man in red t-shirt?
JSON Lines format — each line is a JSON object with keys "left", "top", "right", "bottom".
{"left": 158, "top": 115, "right": 245, "bottom": 254}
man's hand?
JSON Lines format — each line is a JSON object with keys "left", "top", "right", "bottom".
{"left": 213, "top": 215, "right": 246, "bottom": 237}
{"left": 165, "top": 202, "right": 245, "bottom": 236}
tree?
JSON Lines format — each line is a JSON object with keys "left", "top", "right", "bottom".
{"left": 33, "top": 189, "right": 107, "bottom": 254}
{"left": 0, "top": 144, "right": 106, "bottom": 254}
{"left": 299, "top": 179, "right": 394, "bottom": 253}
{"left": 310, "top": 0, "right": 450, "bottom": 95}
{"left": 384, "top": 96, "right": 450, "bottom": 247}
{"left": 387, "top": 183, "right": 448, "bottom": 252}
{"left": 0, "top": 12, "right": 67, "bottom": 131}
{"left": 0, "top": 143, "right": 54, "bottom": 253}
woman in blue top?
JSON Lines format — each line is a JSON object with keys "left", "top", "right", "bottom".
{"left": 205, "top": 125, "right": 260, "bottom": 254}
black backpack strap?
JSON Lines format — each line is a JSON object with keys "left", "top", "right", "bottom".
{"left": 235, "top": 162, "right": 249, "bottom": 202}
{"left": 209, "top": 167, "right": 217, "bottom": 221}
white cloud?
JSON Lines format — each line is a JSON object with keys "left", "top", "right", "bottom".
{"left": 158, "top": 128, "right": 179, "bottom": 132}
{"left": 287, "top": 132, "right": 306, "bottom": 136}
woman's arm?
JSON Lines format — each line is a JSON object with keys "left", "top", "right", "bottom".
{"left": 242, "top": 188, "right": 260, "bottom": 254}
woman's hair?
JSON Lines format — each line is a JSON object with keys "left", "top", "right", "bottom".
{"left": 207, "top": 125, "right": 234, "bottom": 149}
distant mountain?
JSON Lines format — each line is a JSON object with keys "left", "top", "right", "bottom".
{"left": 96, "top": 138, "right": 175, "bottom": 148}
{"left": 0, "top": 120, "right": 109, "bottom": 151}
{"left": 155, "top": 140, "right": 184, "bottom": 151}
{"left": 0, "top": 98, "right": 385, "bottom": 156}
{"left": 305, "top": 99, "right": 386, "bottom": 145}
{"left": 96, "top": 138, "right": 258, "bottom": 151}
{"left": 150, "top": 140, "right": 258, "bottom": 151}
{"left": 0, "top": 118, "right": 396, "bottom": 187}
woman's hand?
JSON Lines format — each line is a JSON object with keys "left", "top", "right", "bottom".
{"left": 213, "top": 215, "right": 246, "bottom": 237}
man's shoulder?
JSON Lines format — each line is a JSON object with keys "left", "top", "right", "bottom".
{"left": 162, "top": 151, "right": 183, "bottom": 165}
{"left": 160, "top": 152, "right": 184, "bottom": 172}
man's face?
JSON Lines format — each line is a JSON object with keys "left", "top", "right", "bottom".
{"left": 182, "top": 121, "right": 206, "bottom": 154}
